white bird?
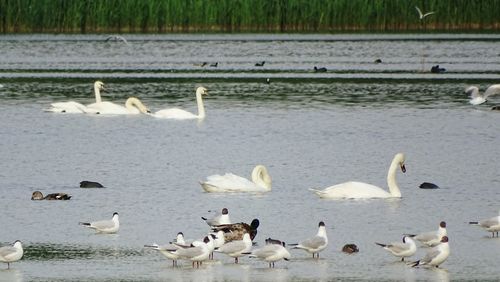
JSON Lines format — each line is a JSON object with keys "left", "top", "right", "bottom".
{"left": 406, "top": 221, "right": 447, "bottom": 247}
{"left": 410, "top": 236, "right": 450, "bottom": 268}
{"left": 79, "top": 212, "right": 120, "bottom": 234}
{"left": 469, "top": 211, "right": 500, "bottom": 238}
{"left": 0, "top": 241, "right": 23, "bottom": 269}
{"left": 466, "top": 84, "right": 500, "bottom": 105}
{"left": 202, "top": 208, "right": 231, "bottom": 226}
{"left": 86, "top": 97, "right": 150, "bottom": 115}
{"left": 45, "top": 81, "right": 104, "bottom": 113}
{"left": 247, "top": 241, "right": 291, "bottom": 268}
{"left": 149, "top": 87, "right": 208, "bottom": 120}
{"left": 215, "top": 233, "right": 252, "bottom": 263}
{"left": 168, "top": 236, "right": 211, "bottom": 268}
{"left": 415, "top": 6, "right": 435, "bottom": 20}
{"left": 375, "top": 236, "right": 417, "bottom": 261}
{"left": 144, "top": 232, "right": 186, "bottom": 266}
{"left": 309, "top": 153, "right": 406, "bottom": 199}
{"left": 289, "top": 221, "right": 328, "bottom": 259}
{"left": 200, "top": 165, "right": 272, "bottom": 193}
{"left": 209, "top": 231, "right": 225, "bottom": 259}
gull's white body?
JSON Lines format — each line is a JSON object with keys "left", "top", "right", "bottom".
{"left": 249, "top": 243, "right": 291, "bottom": 267}
{"left": 470, "top": 212, "right": 500, "bottom": 237}
{"left": 80, "top": 213, "right": 120, "bottom": 234}
{"left": 376, "top": 236, "right": 417, "bottom": 261}
{"left": 215, "top": 233, "right": 252, "bottom": 263}
{"left": 46, "top": 81, "right": 104, "bottom": 113}
{"left": 310, "top": 153, "right": 406, "bottom": 199}
{"left": 201, "top": 165, "right": 272, "bottom": 193}
{"left": 291, "top": 222, "right": 328, "bottom": 258}
{"left": 86, "top": 97, "right": 150, "bottom": 115}
{"left": 466, "top": 84, "right": 500, "bottom": 105}
{"left": 0, "top": 241, "right": 23, "bottom": 269}
{"left": 150, "top": 87, "right": 208, "bottom": 119}
{"left": 145, "top": 233, "right": 186, "bottom": 264}
{"left": 411, "top": 223, "right": 447, "bottom": 247}
{"left": 171, "top": 240, "right": 210, "bottom": 265}
{"left": 412, "top": 238, "right": 450, "bottom": 268}
{"left": 203, "top": 209, "right": 231, "bottom": 226}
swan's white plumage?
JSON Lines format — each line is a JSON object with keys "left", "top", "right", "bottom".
{"left": 86, "top": 97, "right": 150, "bottom": 115}
{"left": 467, "top": 84, "right": 500, "bottom": 105}
{"left": 310, "top": 153, "right": 406, "bottom": 199}
{"left": 150, "top": 87, "right": 208, "bottom": 119}
{"left": 46, "top": 81, "right": 104, "bottom": 113}
{"left": 200, "top": 165, "right": 272, "bottom": 193}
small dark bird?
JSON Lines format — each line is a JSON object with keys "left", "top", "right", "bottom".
{"left": 342, "top": 244, "right": 359, "bottom": 254}
{"left": 431, "top": 65, "right": 446, "bottom": 73}
{"left": 194, "top": 62, "right": 208, "bottom": 67}
{"left": 255, "top": 61, "right": 265, "bottom": 67}
{"left": 491, "top": 106, "right": 500, "bottom": 111}
{"left": 31, "top": 191, "right": 71, "bottom": 200}
{"left": 209, "top": 62, "right": 218, "bottom": 67}
{"left": 212, "top": 219, "right": 259, "bottom": 242}
{"left": 314, "top": 66, "right": 327, "bottom": 72}
{"left": 374, "top": 59, "right": 382, "bottom": 64}
{"left": 419, "top": 182, "right": 440, "bottom": 189}
{"left": 80, "top": 181, "right": 104, "bottom": 188}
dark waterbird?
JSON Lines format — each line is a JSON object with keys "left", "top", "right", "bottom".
{"left": 211, "top": 219, "right": 259, "bottom": 242}
{"left": 209, "top": 62, "right": 218, "bottom": 67}
{"left": 31, "top": 191, "right": 71, "bottom": 200}
{"left": 419, "top": 182, "right": 439, "bottom": 189}
{"left": 431, "top": 65, "right": 446, "bottom": 73}
{"left": 313, "top": 66, "right": 327, "bottom": 72}
{"left": 342, "top": 244, "right": 359, "bottom": 254}
{"left": 80, "top": 181, "right": 104, "bottom": 188}
{"left": 255, "top": 61, "right": 265, "bottom": 67}
{"left": 374, "top": 59, "right": 382, "bottom": 64}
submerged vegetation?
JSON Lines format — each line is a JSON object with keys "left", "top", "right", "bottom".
{"left": 0, "top": 0, "right": 499, "bottom": 33}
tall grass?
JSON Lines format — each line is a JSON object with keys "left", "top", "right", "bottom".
{"left": 0, "top": 0, "right": 499, "bottom": 33}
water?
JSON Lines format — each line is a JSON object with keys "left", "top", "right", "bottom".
{"left": 0, "top": 34, "right": 499, "bottom": 281}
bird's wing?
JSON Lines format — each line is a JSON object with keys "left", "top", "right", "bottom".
{"left": 421, "top": 248, "right": 440, "bottom": 264}
{"left": 91, "top": 219, "right": 114, "bottom": 230}
{"left": 480, "top": 217, "right": 500, "bottom": 228}
{"left": 483, "top": 84, "right": 500, "bottom": 99}
{"left": 0, "top": 246, "right": 17, "bottom": 258}
{"left": 415, "top": 6, "right": 423, "bottom": 18}
{"left": 423, "top": 11, "right": 435, "bottom": 17}
{"left": 300, "top": 236, "right": 326, "bottom": 249}
{"left": 388, "top": 242, "right": 409, "bottom": 253}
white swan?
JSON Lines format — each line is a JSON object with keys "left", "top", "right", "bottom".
{"left": 150, "top": 87, "right": 208, "bottom": 119}
{"left": 86, "top": 97, "right": 150, "bottom": 115}
{"left": 467, "top": 84, "right": 500, "bottom": 105}
{"left": 200, "top": 165, "right": 272, "bottom": 193}
{"left": 45, "top": 81, "right": 104, "bottom": 113}
{"left": 309, "top": 153, "right": 406, "bottom": 199}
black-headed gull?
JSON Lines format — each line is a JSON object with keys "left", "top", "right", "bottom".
{"left": 376, "top": 236, "right": 417, "bottom": 261}
{"left": 214, "top": 233, "right": 252, "bottom": 263}
{"left": 79, "top": 212, "right": 119, "bottom": 234}
{"left": 168, "top": 236, "right": 211, "bottom": 268}
{"left": 202, "top": 208, "right": 231, "bottom": 226}
{"left": 469, "top": 212, "right": 500, "bottom": 238}
{"left": 247, "top": 241, "right": 291, "bottom": 268}
{"left": 144, "top": 232, "right": 186, "bottom": 267}
{"left": 0, "top": 241, "right": 23, "bottom": 269}
{"left": 406, "top": 221, "right": 447, "bottom": 247}
{"left": 410, "top": 236, "right": 450, "bottom": 268}
{"left": 289, "top": 221, "right": 328, "bottom": 259}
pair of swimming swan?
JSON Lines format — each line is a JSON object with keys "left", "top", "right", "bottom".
{"left": 47, "top": 81, "right": 208, "bottom": 119}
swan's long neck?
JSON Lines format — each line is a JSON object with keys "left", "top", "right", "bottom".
{"left": 126, "top": 98, "right": 149, "bottom": 113}
{"left": 386, "top": 157, "right": 401, "bottom": 197}
{"left": 94, "top": 85, "right": 102, "bottom": 103}
{"left": 196, "top": 91, "right": 205, "bottom": 119}
{"left": 252, "top": 166, "right": 272, "bottom": 190}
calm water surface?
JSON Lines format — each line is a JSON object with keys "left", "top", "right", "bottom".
{"left": 0, "top": 34, "right": 499, "bottom": 281}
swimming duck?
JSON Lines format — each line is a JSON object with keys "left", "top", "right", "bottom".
{"left": 211, "top": 219, "right": 260, "bottom": 242}
{"left": 314, "top": 66, "right": 327, "bottom": 72}
{"left": 342, "top": 244, "right": 359, "bottom": 254}
{"left": 430, "top": 65, "right": 446, "bottom": 73}
{"left": 80, "top": 181, "right": 104, "bottom": 188}
{"left": 31, "top": 191, "right": 71, "bottom": 200}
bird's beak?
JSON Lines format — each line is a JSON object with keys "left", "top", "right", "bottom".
{"left": 401, "top": 164, "right": 406, "bottom": 173}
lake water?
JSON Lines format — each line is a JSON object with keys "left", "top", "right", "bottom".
{"left": 0, "top": 34, "right": 499, "bottom": 281}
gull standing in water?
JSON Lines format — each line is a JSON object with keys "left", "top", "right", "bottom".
{"left": 410, "top": 236, "right": 450, "bottom": 268}
{"left": 246, "top": 241, "right": 291, "bottom": 268}
{"left": 0, "top": 241, "right": 23, "bottom": 269}
{"left": 406, "top": 221, "right": 447, "bottom": 247}
{"left": 144, "top": 232, "right": 186, "bottom": 267}
{"left": 289, "top": 221, "right": 328, "bottom": 259}
{"left": 214, "top": 233, "right": 252, "bottom": 263}
{"left": 168, "top": 236, "right": 211, "bottom": 268}
{"left": 79, "top": 212, "right": 120, "bottom": 234}
{"left": 202, "top": 208, "right": 231, "bottom": 226}
{"left": 469, "top": 211, "right": 500, "bottom": 238}
{"left": 375, "top": 236, "right": 417, "bottom": 261}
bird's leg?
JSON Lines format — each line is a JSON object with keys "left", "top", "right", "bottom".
{"left": 401, "top": 258, "right": 404, "bottom": 262}
{"left": 269, "top": 262, "right": 271, "bottom": 268}
{"left": 235, "top": 257, "right": 239, "bottom": 264}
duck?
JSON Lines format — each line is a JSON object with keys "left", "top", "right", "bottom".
{"left": 309, "top": 153, "right": 406, "bottom": 199}
{"left": 419, "top": 182, "right": 439, "bottom": 189}
{"left": 313, "top": 66, "right": 327, "bottom": 72}
{"left": 31, "top": 191, "right": 72, "bottom": 200}
{"left": 410, "top": 236, "right": 450, "bottom": 268}
{"left": 79, "top": 212, "right": 119, "bottom": 234}
{"left": 45, "top": 81, "right": 105, "bottom": 113}
{"left": 289, "top": 221, "right": 328, "bottom": 259}
{"left": 430, "top": 65, "right": 446, "bottom": 73}
{"left": 214, "top": 233, "right": 252, "bottom": 264}
{"left": 247, "top": 241, "right": 291, "bottom": 268}
{"left": 469, "top": 211, "right": 500, "bottom": 238}
{"left": 211, "top": 219, "right": 260, "bottom": 242}
{"left": 86, "top": 97, "right": 150, "bottom": 115}
{"left": 406, "top": 221, "right": 447, "bottom": 247}
{"left": 375, "top": 236, "right": 416, "bottom": 261}
{"left": 255, "top": 61, "right": 266, "bottom": 67}
{"left": 342, "top": 244, "right": 359, "bottom": 254}
{"left": 0, "top": 240, "right": 23, "bottom": 269}
{"left": 201, "top": 208, "right": 231, "bottom": 227}
{"left": 80, "top": 181, "right": 104, "bottom": 188}
{"left": 149, "top": 87, "right": 208, "bottom": 120}
{"left": 466, "top": 84, "right": 500, "bottom": 105}
{"left": 209, "top": 62, "right": 218, "bottom": 67}
{"left": 200, "top": 165, "right": 272, "bottom": 193}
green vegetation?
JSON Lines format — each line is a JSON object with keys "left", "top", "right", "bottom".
{"left": 1, "top": 0, "right": 499, "bottom": 33}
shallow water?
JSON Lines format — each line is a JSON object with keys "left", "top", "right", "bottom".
{"left": 0, "top": 34, "right": 499, "bottom": 281}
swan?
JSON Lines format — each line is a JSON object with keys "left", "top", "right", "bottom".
{"left": 45, "top": 81, "right": 104, "bottom": 113}
{"left": 150, "top": 87, "right": 208, "bottom": 119}
{"left": 200, "top": 165, "right": 272, "bottom": 193}
{"left": 86, "top": 97, "right": 150, "bottom": 115}
{"left": 466, "top": 84, "right": 500, "bottom": 105}
{"left": 309, "top": 153, "right": 406, "bottom": 199}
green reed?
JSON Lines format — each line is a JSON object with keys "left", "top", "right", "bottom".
{"left": 0, "top": 0, "right": 499, "bottom": 33}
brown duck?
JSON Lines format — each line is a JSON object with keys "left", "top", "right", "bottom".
{"left": 31, "top": 191, "right": 72, "bottom": 200}
{"left": 211, "top": 219, "right": 259, "bottom": 242}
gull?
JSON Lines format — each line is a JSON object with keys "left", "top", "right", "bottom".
{"left": 415, "top": 6, "right": 435, "bottom": 20}
{"left": 0, "top": 241, "right": 23, "bottom": 269}
{"left": 209, "top": 231, "right": 225, "bottom": 259}
{"left": 144, "top": 232, "right": 186, "bottom": 266}
{"left": 214, "top": 233, "right": 252, "bottom": 263}
{"left": 289, "top": 221, "right": 328, "bottom": 259}
{"left": 469, "top": 211, "right": 500, "bottom": 238}
{"left": 406, "top": 221, "right": 446, "bottom": 247}
{"left": 79, "top": 212, "right": 119, "bottom": 234}
{"left": 202, "top": 208, "right": 231, "bottom": 227}
{"left": 246, "top": 241, "right": 291, "bottom": 268}
{"left": 375, "top": 236, "right": 417, "bottom": 261}
{"left": 410, "top": 236, "right": 450, "bottom": 268}
{"left": 466, "top": 84, "right": 500, "bottom": 105}
{"left": 105, "top": 35, "right": 129, "bottom": 44}
{"left": 168, "top": 236, "right": 211, "bottom": 268}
